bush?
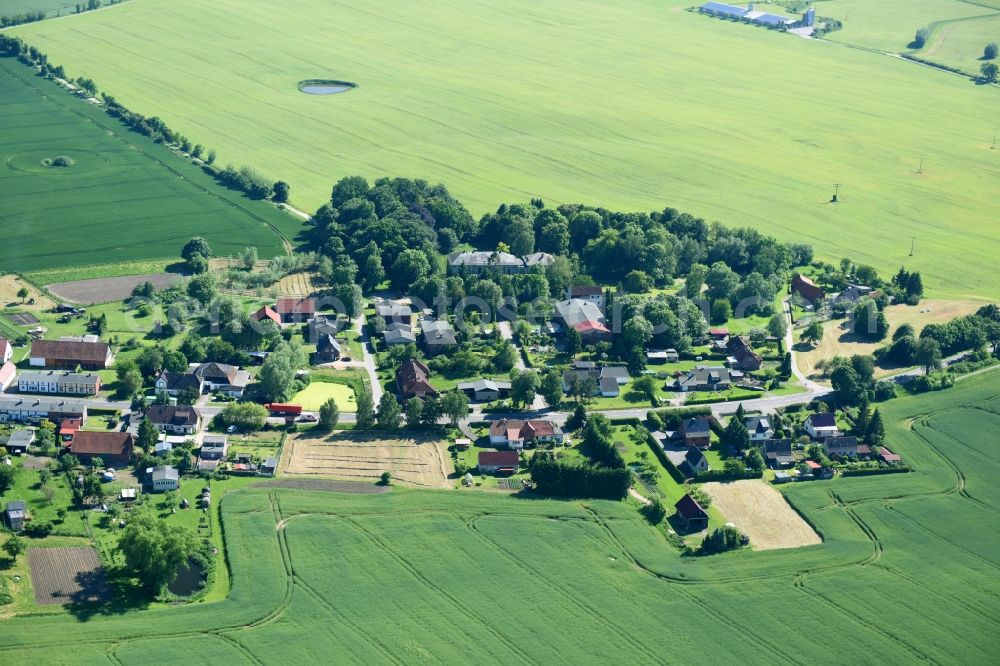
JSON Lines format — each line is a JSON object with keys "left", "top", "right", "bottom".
{"left": 913, "top": 27, "right": 930, "bottom": 48}
{"left": 640, "top": 498, "right": 667, "bottom": 524}
{"left": 697, "top": 525, "right": 748, "bottom": 555}
{"left": 985, "top": 42, "right": 999, "bottom": 60}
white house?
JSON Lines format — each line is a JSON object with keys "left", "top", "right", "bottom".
{"left": 804, "top": 413, "right": 840, "bottom": 439}
{"left": 744, "top": 415, "right": 774, "bottom": 442}
{"left": 0, "top": 338, "right": 12, "bottom": 364}
{"left": 148, "top": 465, "right": 179, "bottom": 492}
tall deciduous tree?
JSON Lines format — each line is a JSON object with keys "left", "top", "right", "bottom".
{"left": 376, "top": 393, "right": 401, "bottom": 430}
{"left": 319, "top": 397, "right": 339, "bottom": 431}
{"left": 118, "top": 510, "right": 198, "bottom": 591}
{"left": 260, "top": 342, "right": 306, "bottom": 402}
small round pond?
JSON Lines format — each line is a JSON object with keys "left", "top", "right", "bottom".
{"left": 298, "top": 79, "right": 356, "bottom": 95}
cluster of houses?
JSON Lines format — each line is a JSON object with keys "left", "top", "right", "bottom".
{"left": 154, "top": 362, "right": 252, "bottom": 399}
{"left": 562, "top": 361, "right": 631, "bottom": 398}
{"left": 463, "top": 418, "right": 565, "bottom": 477}
{"left": 791, "top": 273, "right": 878, "bottom": 308}
{"left": 446, "top": 250, "right": 554, "bottom": 275}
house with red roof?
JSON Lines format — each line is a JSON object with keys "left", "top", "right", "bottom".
{"left": 554, "top": 298, "right": 611, "bottom": 341}
{"left": 488, "top": 419, "right": 564, "bottom": 450}
{"left": 274, "top": 297, "right": 316, "bottom": 324}
{"left": 396, "top": 360, "right": 439, "bottom": 400}
{"left": 791, "top": 273, "right": 825, "bottom": 304}
{"left": 477, "top": 450, "right": 520, "bottom": 475}
{"left": 250, "top": 305, "right": 281, "bottom": 327}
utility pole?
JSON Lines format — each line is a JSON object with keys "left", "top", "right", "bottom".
{"left": 831, "top": 183, "right": 840, "bottom": 203}
{"left": 918, "top": 158, "right": 924, "bottom": 174}
{"left": 992, "top": 135, "right": 997, "bottom": 150}
{"left": 910, "top": 236, "right": 916, "bottom": 257}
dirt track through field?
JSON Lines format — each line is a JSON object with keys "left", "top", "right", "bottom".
{"left": 703, "top": 480, "right": 821, "bottom": 551}
{"left": 46, "top": 273, "right": 180, "bottom": 305}
{"left": 280, "top": 432, "right": 451, "bottom": 488}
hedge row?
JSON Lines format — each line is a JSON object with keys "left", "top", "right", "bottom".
{"left": 840, "top": 466, "right": 911, "bottom": 477}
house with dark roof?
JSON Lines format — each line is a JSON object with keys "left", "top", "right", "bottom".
{"left": 791, "top": 273, "right": 825, "bottom": 304}
{"left": 314, "top": 334, "right": 342, "bottom": 364}
{"left": 250, "top": 305, "right": 281, "bottom": 327}
{"left": 382, "top": 327, "right": 416, "bottom": 347}
{"left": 274, "top": 297, "right": 316, "bottom": 324}
{"left": 396, "top": 360, "right": 438, "bottom": 400}
{"left": 835, "top": 284, "right": 874, "bottom": 304}
{"left": 17, "top": 370, "right": 101, "bottom": 396}
{"left": 457, "top": 379, "right": 512, "bottom": 402}
{"left": 566, "top": 285, "right": 605, "bottom": 309}
{"left": 194, "top": 363, "right": 251, "bottom": 397}
{"left": 29, "top": 338, "right": 113, "bottom": 370}
{"left": 823, "top": 436, "right": 860, "bottom": 458}
{"left": 154, "top": 371, "right": 204, "bottom": 397}
{"left": 375, "top": 302, "right": 413, "bottom": 326}
{"left": 804, "top": 413, "right": 839, "bottom": 439}
{"left": 673, "top": 366, "right": 732, "bottom": 392}
{"left": 562, "top": 365, "right": 631, "bottom": 396}
{"left": 727, "top": 336, "right": 762, "bottom": 372}
{"left": 488, "top": 419, "right": 564, "bottom": 450}
{"left": 145, "top": 404, "right": 200, "bottom": 436}
{"left": 0, "top": 396, "right": 87, "bottom": 423}
{"left": 69, "top": 431, "right": 134, "bottom": 467}
{"left": 760, "top": 439, "right": 794, "bottom": 467}
{"left": 678, "top": 447, "right": 710, "bottom": 479}
{"left": 477, "top": 450, "right": 520, "bottom": 475}
{"left": 5, "top": 500, "right": 27, "bottom": 530}
{"left": 674, "top": 494, "right": 709, "bottom": 531}
{"left": 420, "top": 319, "right": 457, "bottom": 356}
{"left": 5, "top": 428, "right": 34, "bottom": 455}
{"left": 744, "top": 415, "right": 774, "bottom": 442}
{"left": 149, "top": 465, "right": 180, "bottom": 492}
{"left": 681, "top": 417, "right": 712, "bottom": 449}
{"left": 307, "top": 316, "right": 341, "bottom": 342}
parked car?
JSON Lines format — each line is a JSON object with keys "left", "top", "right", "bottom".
{"left": 226, "top": 425, "right": 238, "bottom": 434}
{"left": 341, "top": 356, "right": 352, "bottom": 362}
{"left": 298, "top": 414, "right": 318, "bottom": 423}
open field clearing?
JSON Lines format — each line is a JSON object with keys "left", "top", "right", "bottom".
{"left": 280, "top": 431, "right": 450, "bottom": 487}
{"left": 702, "top": 480, "right": 822, "bottom": 550}
{"left": 0, "top": 373, "right": 998, "bottom": 660}
{"left": 0, "top": 56, "right": 300, "bottom": 274}
{"left": 46, "top": 272, "right": 181, "bottom": 305}
{"left": 291, "top": 381, "right": 356, "bottom": 411}
{"left": 796, "top": 297, "right": 988, "bottom": 379}
{"left": 27, "top": 547, "right": 109, "bottom": 606}
{"left": 275, "top": 271, "right": 317, "bottom": 296}
{"left": 821, "top": 0, "right": 998, "bottom": 52}
{"left": 920, "top": 12, "right": 1000, "bottom": 74}
{"left": 0, "top": 273, "right": 53, "bottom": 310}
{"left": 13, "top": 0, "right": 1000, "bottom": 298}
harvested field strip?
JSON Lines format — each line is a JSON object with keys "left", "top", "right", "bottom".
{"left": 27, "top": 547, "right": 109, "bottom": 606}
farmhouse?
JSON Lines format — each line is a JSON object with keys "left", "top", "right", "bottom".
{"left": 29, "top": 337, "right": 113, "bottom": 370}
{"left": 562, "top": 365, "right": 631, "bottom": 396}
{"left": 744, "top": 415, "right": 773, "bottom": 442}
{"left": 420, "top": 319, "right": 457, "bottom": 356}
{"left": 5, "top": 500, "right": 27, "bottom": 531}
{"left": 194, "top": 362, "right": 251, "bottom": 397}
{"left": 489, "top": 419, "right": 564, "bottom": 450}
{"left": 0, "top": 361, "right": 16, "bottom": 392}
{"left": 805, "top": 413, "right": 840, "bottom": 439}
{"left": 681, "top": 417, "right": 712, "bottom": 449}
{"left": 154, "top": 370, "right": 204, "bottom": 397}
{"left": 791, "top": 273, "right": 825, "bottom": 303}
{"left": 674, "top": 494, "right": 709, "bottom": 531}
{"left": 761, "top": 438, "right": 794, "bottom": 467}
{"left": 148, "top": 465, "right": 180, "bottom": 492}
{"left": 834, "top": 284, "right": 874, "bottom": 304}
{"left": 673, "top": 366, "right": 732, "bottom": 392}
{"left": 396, "top": 360, "right": 439, "bottom": 400}
{"left": 18, "top": 370, "right": 101, "bottom": 396}
{"left": 145, "top": 404, "right": 200, "bottom": 435}
{"left": 477, "top": 450, "right": 520, "bottom": 475}
{"left": 726, "top": 336, "right": 762, "bottom": 372}
{"left": 69, "top": 431, "right": 134, "bottom": 467}
{"left": 200, "top": 435, "right": 228, "bottom": 460}
{"left": 457, "top": 379, "right": 512, "bottom": 402}
{"left": 0, "top": 338, "right": 11, "bottom": 364}
{"left": 823, "top": 436, "right": 860, "bottom": 458}
{"left": 447, "top": 250, "right": 550, "bottom": 275}
{"left": 250, "top": 305, "right": 282, "bottom": 327}
{"left": 0, "top": 396, "right": 87, "bottom": 423}
{"left": 274, "top": 297, "right": 316, "bottom": 323}
{"left": 555, "top": 299, "right": 612, "bottom": 340}
{"left": 307, "top": 315, "right": 340, "bottom": 341}
{"left": 59, "top": 418, "right": 82, "bottom": 441}
{"left": 5, "top": 428, "right": 34, "bottom": 455}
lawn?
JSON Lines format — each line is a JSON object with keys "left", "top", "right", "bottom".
{"left": 0, "top": 55, "right": 301, "bottom": 275}
{"left": 3, "top": 373, "right": 999, "bottom": 660}
{"left": 12, "top": 0, "right": 1000, "bottom": 298}
{"left": 291, "top": 381, "right": 357, "bottom": 412}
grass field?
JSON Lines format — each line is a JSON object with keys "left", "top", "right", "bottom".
{"left": 12, "top": 0, "right": 1000, "bottom": 298}
{"left": 4, "top": 372, "right": 1000, "bottom": 660}
{"left": 0, "top": 55, "right": 301, "bottom": 274}
{"left": 0, "top": 0, "right": 79, "bottom": 17}
{"left": 795, "top": 297, "right": 989, "bottom": 379}
{"left": 0, "top": 372, "right": 998, "bottom": 660}
{"left": 291, "top": 381, "right": 356, "bottom": 412}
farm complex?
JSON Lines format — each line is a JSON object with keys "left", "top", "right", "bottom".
{"left": 0, "top": 0, "right": 998, "bottom": 662}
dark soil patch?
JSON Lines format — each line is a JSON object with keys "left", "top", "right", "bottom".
{"left": 254, "top": 478, "right": 390, "bottom": 494}
{"left": 28, "top": 547, "right": 110, "bottom": 606}
{"left": 6, "top": 312, "right": 39, "bottom": 326}
{"left": 47, "top": 273, "right": 181, "bottom": 305}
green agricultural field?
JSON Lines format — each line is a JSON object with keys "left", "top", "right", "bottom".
{"left": 920, "top": 13, "right": 1000, "bottom": 74}
{"left": 0, "top": 56, "right": 301, "bottom": 275}
{"left": 12, "top": 0, "right": 1000, "bottom": 298}
{"left": 0, "top": 0, "right": 78, "bottom": 18}
{"left": 2, "top": 372, "right": 1000, "bottom": 662}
